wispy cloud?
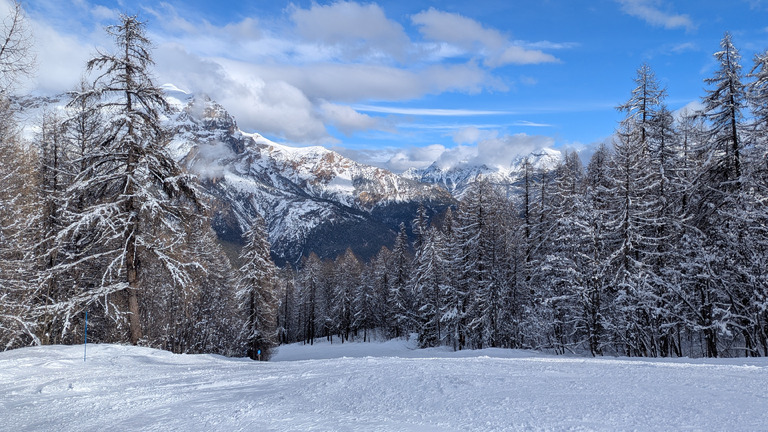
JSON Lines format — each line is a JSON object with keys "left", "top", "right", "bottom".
{"left": 353, "top": 105, "right": 514, "bottom": 116}
{"left": 616, "top": 0, "right": 695, "bottom": 31}
{"left": 319, "top": 101, "right": 395, "bottom": 135}
{"left": 411, "top": 8, "right": 561, "bottom": 67}
{"left": 512, "top": 120, "right": 553, "bottom": 127}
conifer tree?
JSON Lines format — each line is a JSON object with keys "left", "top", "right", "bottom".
{"left": 297, "top": 253, "right": 323, "bottom": 345}
{"left": 332, "top": 248, "right": 361, "bottom": 342}
{"left": 411, "top": 228, "right": 448, "bottom": 347}
{"left": 0, "top": 0, "right": 37, "bottom": 349}
{"left": 388, "top": 223, "right": 413, "bottom": 338}
{"left": 237, "top": 216, "right": 278, "bottom": 360}
{"left": 692, "top": 32, "right": 749, "bottom": 357}
{"left": 53, "top": 15, "right": 201, "bottom": 345}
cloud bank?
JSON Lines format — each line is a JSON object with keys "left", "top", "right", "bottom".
{"left": 20, "top": 1, "right": 569, "bottom": 147}
{"left": 382, "top": 132, "right": 555, "bottom": 172}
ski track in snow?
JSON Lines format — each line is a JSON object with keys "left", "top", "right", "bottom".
{"left": 2, "top": 341, "right": 767, "bottom": 431}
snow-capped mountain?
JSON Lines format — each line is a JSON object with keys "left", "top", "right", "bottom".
{"left": 402, "top": 148, "right": 562, "bottom": 197}
{"left": 14, "top": 89, "right": 562, "bottom": 265}
{"left": 163, "top": 91, "right": 454, "bottom": 264}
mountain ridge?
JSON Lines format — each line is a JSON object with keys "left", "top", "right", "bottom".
{"left": 14, "top": 89, "right": 563, "bottom": 264}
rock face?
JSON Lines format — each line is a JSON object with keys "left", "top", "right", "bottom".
{"left": 165, "top": 92, "right": 455, "bottom": 265}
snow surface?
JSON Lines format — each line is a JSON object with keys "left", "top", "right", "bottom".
{"left": 2, "top": 340, "right": 767, "bottom": 431}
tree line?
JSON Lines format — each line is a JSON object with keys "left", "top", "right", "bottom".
{"left": 279, "top": 32, "right": 768, "bottom": 358}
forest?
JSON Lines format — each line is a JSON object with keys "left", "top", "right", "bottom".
{"left": 1, "top": 3, "right": 768, "bottom": 359}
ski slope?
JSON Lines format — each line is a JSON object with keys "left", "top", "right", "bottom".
{"left": 2, "top": 339, "right": 767, "bottom": 431}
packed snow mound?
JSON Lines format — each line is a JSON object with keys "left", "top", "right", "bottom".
{"left": 2, "top": 344, "right": 767, "bottom": 431}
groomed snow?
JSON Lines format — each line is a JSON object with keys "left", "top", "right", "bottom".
{"left": 2, "top": 339, "right": 767, "bottom": 431}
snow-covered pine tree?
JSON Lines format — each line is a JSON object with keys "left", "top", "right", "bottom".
{"left": 581, "top": 147, "right": 615, "bottom": 356}
{"left": 33, "top": 111, "right": 73, "bottom": 345}
{"left": 367, "top": 246, "right": 393, "bottom": 336}
{"left": 182, "top": 222, "right": 240, "bottom": 355}
{"left": 617, "top": 63, "right": 667, "bottom": 153}
{"left": 237, "top": 215, "right": 278, "bottom": 360}
{"left": 692, "top": 32, "right": 749, "bottom": 357}
{"left": 388, "top": 223, "right": 413, "bottom": 338}
{"left": 645, "top": 105, "right": 687, "bottom": 357}
{"left": 439, "top": 206, "right": 466, "bottom": 351}
{"left": 744, "top": 49, "right": 768, "bottom": 356}
{"left": 703, "top": 32, "right": 746, "bottom": 187}
{"left": 297, "top": 253, "right": 323, "bottom": 344}
{"left": 524, "top": 160, "right": 560, "bottom": 350}
{"left": 472, "top": 181, "right": 513, "bottom": 348}
{"left": 538, "top": 151, "right": 607, "bottom": 355}
{"left": 0, "top": 115, "right": 39, "bottom": 350}
{"left": 0, "top": 0, "right": 37, "bottom": 350}
{"left": 332, "top": 248, "right": 361, "bottom": 342}
{"left": 599, "top": 64, "right": 681, "bottom": 357}
{"left": 412, "top": 203, "right": 428, "bottom": 253}
{"left": 352, "top": 258, "right": 378, "bottom": 342}
{"left": 411, "top": 227, "right": 448, "bottom": 348}
{"left": 276, "top": 265, "right": 297, "bottom": 344}
{"left": 54, "top": 15, "right": 202, "bottom": 345}
{"left": 749, "top": 46, "right": 768, "bottom": 152}
{"left": 451, "top": 180, "right": 499, "bottom": 349}
{"left": 604, "top": 126, "right": 657, "bottom": 356}
{"left": 318, "top": 258, "right": 337, "bottom": 342}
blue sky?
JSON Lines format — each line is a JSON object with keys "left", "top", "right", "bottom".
{"left": 15, "top": 0, "right": 768, "bottom": 171}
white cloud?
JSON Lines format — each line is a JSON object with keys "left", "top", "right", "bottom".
{"left": 190, "top": 140, "right": 235, "bottom": 179}
{"left": 433, "top": 133, "right": 554, "bottom": 170}
{"left": 90, "top": 5, "right": 117, "bottom": 21}
{"left": 381, "top": 132, "right": 555, "bottom": 172}
{"left": 412, "top": 8, "right": 506, "bottom": 51}
{"left": 489, "top": 46, "right": 558, "bottom": 67}
{"left": 154, "top": 45, "right": 498, "bottom": 142}
{"left": 473, "top": 133, "right": 554, "bottom": 168}
{"left": 386, "top": 144, "right": 449, "bottom": 172}
{"left": 290, "top": 2, "right": 410, "bottom": 62}
{"left": 319, "top": 102, "right": 392, "bottom": 135}
{"left": 616, "top": 0, "right": 696, "bottom": 31}
{"left": 411, "top": 8, "right": 559, "bottom": 67}
{"left": 452, "top": 126, "right": 497, "bottom": 144}
{"left": 234, "top": 62, "right": 496, "bottom": 102}
{"left": 223, "top": 78, "right": 330, "bottom": 143}
{"left": 22, "top": 13, "right": 92, "bottom": 94}
{"left": 670, "top": 42, "right": 697, "bottom": 53}
{"left": 154, "top": 45, "right": 330, "bottom": 143}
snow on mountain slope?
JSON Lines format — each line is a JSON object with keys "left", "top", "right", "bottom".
{"left": 15, "top": 90, "right": 570, "bottom": 263}
{"left": 11, "top": 91, "right": 455, "bottom": 264}
{"left": 2, "top": 343, "right": 767, "bottom": 431}
{"left": 165, "top": 95, "right": 455, "bottom": 263}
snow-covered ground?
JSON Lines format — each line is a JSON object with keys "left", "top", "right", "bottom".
{"left": 2, "top": 339, "right": 767, "bottom": 431}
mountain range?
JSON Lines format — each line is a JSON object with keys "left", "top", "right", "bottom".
{"left": 17, "top": 89, "right": 562, "bottom": 265}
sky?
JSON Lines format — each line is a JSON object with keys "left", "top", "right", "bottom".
{"left": 12, "top": 0, "right": 768, "bottom": 171}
